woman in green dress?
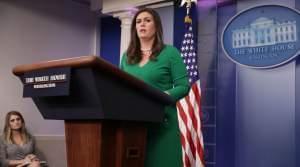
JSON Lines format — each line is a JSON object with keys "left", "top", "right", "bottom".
{"left": 120, "top": 8, "right": 189, "bottom": 167}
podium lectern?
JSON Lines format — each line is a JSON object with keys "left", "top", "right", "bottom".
{"left": 12, "top": 56, "right": 174, "bottom": 167}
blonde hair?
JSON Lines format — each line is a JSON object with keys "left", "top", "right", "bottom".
{"left": 3, "top": 111, "right": 30, "bottom": 144}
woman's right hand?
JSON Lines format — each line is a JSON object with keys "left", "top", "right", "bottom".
{"left": 18, "top": 154, "right": 36, "bottom": 166}
{"left": 25, "top": 154, "right": 36, "bottom": 160}
{"left": 23, "top": 156, "right": 32, "bottom": 164}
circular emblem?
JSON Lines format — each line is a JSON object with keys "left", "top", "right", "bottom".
{"left": 222, "top": 5, "right": 300, "bottom": 68}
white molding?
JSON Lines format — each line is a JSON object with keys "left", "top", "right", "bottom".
{"left": 146, "top": 1, "right": 173, "bottom": 9}
{"left": 102, "top": 0, "right": 172, "bottom": 14}
{"left": 113, "top": 10, "right": 137, "bottom": 20}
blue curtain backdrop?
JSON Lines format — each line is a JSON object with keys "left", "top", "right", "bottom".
{"left": 100, "top": 16, "right": 121, "bottom": 66}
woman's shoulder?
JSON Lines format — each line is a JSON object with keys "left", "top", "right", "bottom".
{"left": 120, "top": 53, "right": 128, "bottom": 67}
{"left": 122, "top": 52, "right": 127, "bottom": 57}
{"left": 120, "top": 52, "right": 128, "bottom": 61}
{"left": 160, "top": 45, "right": 181, "bottom": 58}
{"left": 163, "top": 45, "right": 180, "bottom": 52}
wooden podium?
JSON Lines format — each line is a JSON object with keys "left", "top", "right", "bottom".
{"left": 12, "top": 56, "right": 174, "bottom": 167}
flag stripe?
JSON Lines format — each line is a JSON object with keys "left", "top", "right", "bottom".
{"left": 179, "top": 98, "right": 199, "bottom": 166}
{"left": 177, "top": 102, "right": 192, "bottom": 167}
{"left": 185, "top": 96, "right": 197, "bottom": 159}
{"left": 187, "top": 83, "right": 204, "bottom": 166}
{"left": 191, "top": 81, "right": 206, "bottom": 163}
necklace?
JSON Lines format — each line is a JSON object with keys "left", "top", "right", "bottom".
{"left": 141, "top": 49, "right": 152, "bottom": 53}
{"left": 141, "top": 50, "right": 152, "bottom": 56}
{"left": 141, "top": 48, "right": 152, "bottom": 52}
{"left": 141, "top": 48, "right": 152, "bottom": 56}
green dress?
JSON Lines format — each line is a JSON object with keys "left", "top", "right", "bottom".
{"left": 120, "top": 45, "right": 189, "bottom": 167}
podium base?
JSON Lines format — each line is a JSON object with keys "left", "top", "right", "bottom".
{"left": 65, "top": 120, "right": 147, "bottom": 167}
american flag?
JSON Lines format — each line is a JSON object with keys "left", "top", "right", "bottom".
{"left": 176, "top": 19, "right": 205, "bottom": 167}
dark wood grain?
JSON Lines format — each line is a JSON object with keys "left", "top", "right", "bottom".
{"left": 65, "top": 120, "right": 147, "bottom": 167}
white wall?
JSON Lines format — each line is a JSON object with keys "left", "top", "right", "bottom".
{"left": 155, "top": 6, "right": 174, "bottom": 45}
{"left": 0, "top": 0, "right": 97, "bottom": 136}
{"left": 235, "top": 0, "right": 296, "bottom": 166}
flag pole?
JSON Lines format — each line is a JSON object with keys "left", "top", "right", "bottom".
{"left": 177, "top": 1, "right": 205, "bottom": 167}
{"left": 180, "top": 0, "right": 197, "bottom": 23}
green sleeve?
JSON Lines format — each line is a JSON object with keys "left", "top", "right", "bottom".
{"left": 166, "top": 48, "right": 190, "bottom": 101}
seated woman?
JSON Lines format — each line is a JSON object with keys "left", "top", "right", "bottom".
{"left": 0, "top": 111, "right": 40, "bottom": 167}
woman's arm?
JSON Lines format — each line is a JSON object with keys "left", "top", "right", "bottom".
{"left": 165, "top": 47, "right": 190, "bottom": 101}
{"left": 0, "top": 139, "right": 11, "bottom": 167}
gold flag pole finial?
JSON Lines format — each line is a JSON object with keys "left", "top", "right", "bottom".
{"left": 180, "top": 0, "right": 197, "bottom": 23}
